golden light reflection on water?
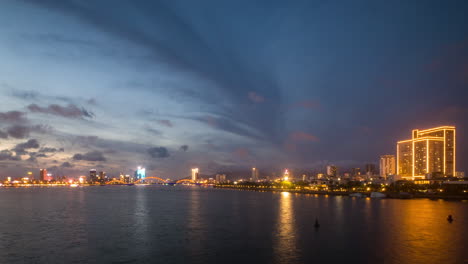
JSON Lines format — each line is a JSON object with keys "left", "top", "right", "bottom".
{"left": 274, "top": 192, "right": 299, "bottom": 263}
{"left": 188, "top": 189, "right": 203, "bottom": 255}
{"left": 384, "top": 199, "right": 467, "bottom": 263}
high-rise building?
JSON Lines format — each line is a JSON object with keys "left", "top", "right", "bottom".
{"left": 351, "top": 168, "right": 361, "bottom": 176}
{"left": 365, "top": 164, "right": 376, "bottom": 175}
{"left": 39, "top": 169, "right": 47, "bottom": 182}
{"left": 380, "top": 155, "right": 396, "bottom": 179}
{"left": 99, "top": 171, "right": 106, "bottom": 182}
{"left": 216, "top": 174, "right": 226, "bottom": 183}
{"left": 397, "top": 126, "right": 456, "bottom": 180}
{"left": 283, "top": 169, "right": 290, "bottom": 181}
{"left": 79, "top": 176, "right": 87, "bottom": 183}
{"left": 135, "top": 167, "right": 146, "bottom": 181}
{"left": 326, "top": 165, "right": 338, "bottom": 177}
{"left": 252, "top": 167, "right": 259, "bottom": 182}
{"left": 90, "top": 169, "right": 97, "bottom": 182}
{"left": 191, "top": 168, "right": 199, "bottom": 182}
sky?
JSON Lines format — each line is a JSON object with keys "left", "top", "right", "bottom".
{"left": 0, "top": 0, "right": 467, "bottom": 179}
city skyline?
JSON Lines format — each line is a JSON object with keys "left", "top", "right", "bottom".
{"left": 0, "top": 0, "right": 467, "bottom": 179}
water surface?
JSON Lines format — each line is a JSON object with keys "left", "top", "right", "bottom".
{"left": 0, "top": 186, "right": 467, "bottom": 263}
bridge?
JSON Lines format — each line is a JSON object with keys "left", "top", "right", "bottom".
{"left": 103, "top": 177, "right": 198, "bottom": 185}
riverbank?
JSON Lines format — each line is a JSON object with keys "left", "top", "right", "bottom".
{"left": 214, "top": 185, "right": 468, "bottom": 200}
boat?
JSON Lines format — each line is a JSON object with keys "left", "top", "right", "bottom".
{"left": 370, "top": 192, "right": 386, "bottom": 198}
{"left": 350, "top": 193, "right": 365, "bottom": 198}
{"left": 70, "top": 184, "right": 79, "bottom": 187}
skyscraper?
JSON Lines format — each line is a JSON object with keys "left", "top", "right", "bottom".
{"left": 39, "top": 169, "right": 47, "bottom": 182}
{"left": 90, "top": 169, "right": 97, "bottom": 182}
{"left": 191, "top": 168, "right": 199, "bottom": 182}
{"left": 380, "top": 155, "right": 396, "bottom": 179}
{"left": 216, "top": 174, "right": 226, "bottom": 183}
{"left": 397, "top": 126, "right": 456, "bottom": 180}
{"left": 135, "top": 167, "right": 146, "bottom": 181}
{"left": 326, "top": 165, "right": 338, "bottom": 177}
{"left": 252, "top": 167, "right": 259, "bottom": 182}
{"left": 365, "top": 164, "right": 376, "bottom": 176}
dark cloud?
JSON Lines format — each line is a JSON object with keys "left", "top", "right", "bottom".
{"left": 144, "top": 126, "right": 162, "bottom": 135}
{"left": 13, "top": 139, "right": 40, "bottom": 155}
{"left": 0, "top": 130, "right": 8, "bottom": 139}
{"left": 73, "top": 136, "right": 99, "bottom": 146}
{"left": 10, "top": 89, "right": 39, "bottom": 100}
{"left": 180, "top": 145, "right": 188, "bottom": 152}
{"left": 72, "top": 151, "right": 107, "bottom": 161}
{"left": 0, "top": 150, "right": 21, "bottom": 161}
{"left": 6, "top": 125, "right": 30, "bottom": 139}
{"left": 194, "top": 115, "right": 263, "bottom": 140}
{"left": 156, "top": 119, "right": 173, "bottom": 127}
{"left": 87, "top": 98, "right": 97, "bottom": 105}
{"left": 0, "top": 111, "right": 27, "bottom": 123}
{"left": 147, "top": 147, "right": 170, "bottom": 158}
{"left": 27, "top": 103, "right": 94, "bottom": 119}
{"left": 6, "top": 125, "right": 51, "bottom": 139}
{"left": 60, "top": 162, "right": 74, "bottom": 168}
{"left": 39, "top": 147, "right": 64, "bottom": 153}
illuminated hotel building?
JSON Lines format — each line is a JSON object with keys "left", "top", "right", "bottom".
{"left": 191, "top": 168, "right": 199, "bottom": 182}
{"left": 380, "top": 155, "right": 396, "bottom": 179}
{"left": 397, "top": 126, "right": 455, "bottom": 180}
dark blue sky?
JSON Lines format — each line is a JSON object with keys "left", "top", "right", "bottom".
{"left": 0, "top": 0, "right": 467, "bottom": 178}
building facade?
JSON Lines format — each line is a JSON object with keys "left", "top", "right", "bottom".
{"left": 326, "top": 165, "right": 338, "bottom": 177}
{"left": 251, "top": 167, "right": 259, "bottom": 182}
{"left": 380, "top": 155, "right": 396, "bottom": 179}
{"left": 191, "top": 168, "right": 199, "bottom": 182}
{"left": 90, "top": 169, "right": 97, "bottom": 182}
{"left": 397, "top": 126, "right": 456, "bottom": 180}
{"left": 39, "top": 169, "right": 47, "bottom": 182}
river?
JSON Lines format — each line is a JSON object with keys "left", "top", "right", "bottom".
{"left": 0, "top": 185, "right": 467, "bottom": 263}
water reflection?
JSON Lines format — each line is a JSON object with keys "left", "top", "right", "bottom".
{"left": 274, "top": 192, "right": 299, "bottom": 263}
{"left": 188, "top": 189, "right": 203, "bottom": 257}
{"left": 388, "top": 199, "right": 467, "bottom": 263}
{"left": 133, "top": 186, "right": 150, "bottom": 248}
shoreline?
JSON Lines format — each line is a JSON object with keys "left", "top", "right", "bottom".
{"left": 214, "top": 185, "right": 468, "bottom": 201}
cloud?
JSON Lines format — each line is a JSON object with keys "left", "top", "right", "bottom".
{"left": 0, "top": 130, "right": 8, "bottom": 139}
{"left": 0, "top": 111, "right": 28, "bottom": 123}
{"left": 194, "top": 115, "right": 263, "bottom": 140}
{"left": 233, "top": 148, "right": 250, "bottom": 159}
{"left": 72, "top": 151, "right": 107, "bottom": 161}
{"left": 13, "top": 139, "right": 40, "bottom": 155}
{"left": 293, "top": 100, "right": 321, "bottom": 109}
{"left": 27, "top": 103, "right": 94, "bottom": 119}
{"left": 157, "top": 119, "right": 173, "bottom": 127}
{"left": 10, "top": 89, "right": 39, "bottom": 100}
{"left": 147, "top": 147, "right": 170, "bottom": 158}
{"left": 0, "top": 150, "right": 21, "bottom": 161}
{"left": 248, "top": 92, "right": 265, "bottom": 103}
{"left": 6, "top": 125, "right": 51, "bottom": 139}
{"left": 60, "top": 162, "right": 74, "bottom": 168}
{"left": 289, "top": 131, "right": 319, "bottom": 142}
{"left": 180, "top": 145, "right": 188, "bottom": 151}
{"left": 39, "top": 147, "right": 64, "bottom": 153}
{"left": 144, "top": 126, "right": 162, "bottom": 135}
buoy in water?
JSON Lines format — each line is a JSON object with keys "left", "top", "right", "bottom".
{"left": 314, "top": 218, "right": 320, "bottom": 229}
{"left": 447, "top": 215, "right": 453, "bottom": 223}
